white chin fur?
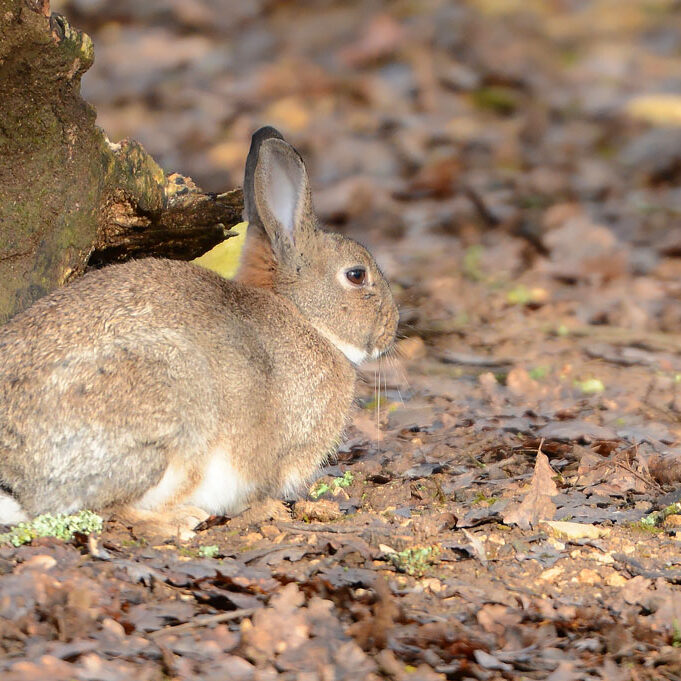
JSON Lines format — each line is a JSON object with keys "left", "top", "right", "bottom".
{"left": 336, "top": 341, "right": 369, "bottom": 366}
{"left": 0, "top": 492, "right": 28, "bottom": 525}
{"left": 315, "top": 326, "right": 368, "bottom": 365}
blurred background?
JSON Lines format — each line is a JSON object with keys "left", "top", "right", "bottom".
{"left": 51, "top": 0, "right": 681, "bottom": 336}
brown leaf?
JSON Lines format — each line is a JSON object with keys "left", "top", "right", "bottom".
{"left": 506, "top": 367, "right": 548, "bottom": 402}
{"left": 337, "top": 14, "right": 405, "bottom": 67}
{"left": 241, "top": 583, "right": 308, "bottom": 664}
{"left": 537, "top": 420, "right": 618, "bottom": 443}
{"left": 5, "top": 657, "right": 75, "bottom": 681}
{"left": 621, "top": 576, "right": 653, "bottom": 606}
{"left": 579, "top": 450, "right": 650, "bottom": 495}
{"left": 546, "top": 661, "right": 581, "bottom": 681}
{"left": 503, "top": 451, "right": 558, "bottom": 530}
{"left": 348, "top": 576, "right": 398, "bottom": 650}
{"left": 474, "top": 649, "right": 512, "bottom": 672}
{"left": 542, "top": 214, "right": 630, "bottom": 283}
{"left": 649, "top": 578, "right": 681, "bottom": 634}
{"left": 124, "top": 601, "right": 196, "bottom": 634}
{"left": 476, "top": 604, "right": 521, "bottom": 636}
{"left": 648, "top": 452, "right": 681, "bottom": 485}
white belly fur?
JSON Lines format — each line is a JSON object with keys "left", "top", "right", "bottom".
{"left": 136, "top": 448, "right": 252, "bottom": 515}
{"left": 187, "top": 448, "right": 253, "bottom": 515}
{"left": 136, "top": 463, "right": 185, "bottom": 510}
{"left": 280, "top": 469, "right": 307, "bottom": 499}
{"left": 0, "top": 491, "right": 28, "bottom": 524}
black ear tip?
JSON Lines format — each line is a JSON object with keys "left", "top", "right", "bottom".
{"left": 251, "top": 126, "right": 285, "bottom": 146}
{"left": 247, "top": 127, "right": 287, "bottom": 164}
{"left": 244, "top": 127, "right": 289, "bottom": 223}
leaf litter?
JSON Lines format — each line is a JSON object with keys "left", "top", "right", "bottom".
{"left": 5, "top": 0, "right": 681, "bottom": 678}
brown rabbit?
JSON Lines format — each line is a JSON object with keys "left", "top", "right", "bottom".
{"left": 0, "top": 127, "right": 398, "bottom": 536}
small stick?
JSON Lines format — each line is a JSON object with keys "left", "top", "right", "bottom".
{"left": 148, "top": 607, "right": 257, "bottom": 639}
{"left": 537, "top": 437, "right": 545, "bottom": 456}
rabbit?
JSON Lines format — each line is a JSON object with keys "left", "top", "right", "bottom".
{"left": 0, "top": 126, "right": 399, "bottom": 537}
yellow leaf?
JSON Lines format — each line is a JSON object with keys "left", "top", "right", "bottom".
{"left": 208, "top": 141, "right": 249, "bottom": 171}
{"left": 192, "top": 221, "right": 247, "bottom": 279}
{"left": 540, "top": 520, "right": 610, "bottom": 540}
{"left": 626, "top": 94, "right": 681, "bottom": 127}
{"left": 265, "top": 96, "right": 310, "bottom": 132}
{"left": 574, "top": 378, "right": 605, "bottom": 394}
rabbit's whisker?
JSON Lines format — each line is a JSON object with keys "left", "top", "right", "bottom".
{"left": 374, "top": 365, "right": 380, "bottom": 455}
{"left": 387, "top": 355, "right": 406, "bottom": 407}
{"left": 387, "top": 347, "right": 412, "bottom": 396}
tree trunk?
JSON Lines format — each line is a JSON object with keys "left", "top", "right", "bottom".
{"left": 0, "top": 0, "right": 243, "bottom": 323}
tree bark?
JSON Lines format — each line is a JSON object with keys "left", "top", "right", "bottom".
{"left": 0, "top": 0, "right": 243, "bottom": 323}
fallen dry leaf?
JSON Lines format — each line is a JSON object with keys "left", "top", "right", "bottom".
{"left": 293, "top": 500, "right": 342, "bottom": 522}
{"left": 503, "top": 451, "right": 558, "bottom": 530}
{"left": 541, "top": 521, "right": 611, "bottom": 540}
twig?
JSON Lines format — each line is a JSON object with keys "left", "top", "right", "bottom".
{"left": 462, "top": 183, "right": 501, "bottom": 227}
{"left": 277, "top": 521, "right": 357, "bottom": 534}
{"left": 277, "top": 521, "right": 399, "bottom": 539}
{"left": 571, "top": 326, "right": 681, "bottom": 354}
{"left": 148, "top": 608, "right": 257, "bottom": 639}
{"left": 614, "top": 460, "right": 663, "bottom": 494}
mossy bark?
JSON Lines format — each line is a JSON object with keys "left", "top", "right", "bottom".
{"left": 0, "top": 0, "right": 243, "bottom": 323}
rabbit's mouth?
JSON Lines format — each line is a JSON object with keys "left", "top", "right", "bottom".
{"left": 369, "top": 339, "right": 395, "bottom": 361}
{"left": 371, "top": 315, "right": 399, "bottom": 359}
{"left": 314, "top": 320, "right": 396, "bottom": 367}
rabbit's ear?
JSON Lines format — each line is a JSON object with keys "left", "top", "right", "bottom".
{"left": 252, "top": 135, "right": 314, "bottom": 251}
{"left": 243, "top": 126, "right": 284, "bottom": 236}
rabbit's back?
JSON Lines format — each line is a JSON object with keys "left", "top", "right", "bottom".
{"left": 0, "top": 259, "right": 355, "bottom": 516}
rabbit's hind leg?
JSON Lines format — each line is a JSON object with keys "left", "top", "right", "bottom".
{"left": 112, "top": 504, "right": 209, "bottom": 540}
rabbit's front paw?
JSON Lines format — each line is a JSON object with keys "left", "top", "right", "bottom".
{"left": 170, "top": 505, "right": 211, "bottom": 539}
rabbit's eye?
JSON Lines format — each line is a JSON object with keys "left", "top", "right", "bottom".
{"left": 345, "top": 267, "right": 366, "bottom": 286}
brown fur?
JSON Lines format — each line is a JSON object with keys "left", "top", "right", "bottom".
{"left": 236, "top": 229, "right": 277, "bottom": 289}
{"left": 0, "top": 127, "right": 398, "bottom": 536}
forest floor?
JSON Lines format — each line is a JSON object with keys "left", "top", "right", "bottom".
{"left": 4, "top": 1, "right": 681, "bottom": 679}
